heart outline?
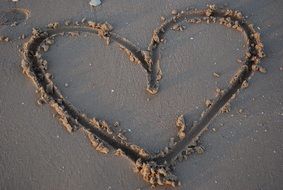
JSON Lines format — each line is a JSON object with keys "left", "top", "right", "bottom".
{"left": 21, "top": 5, "right": 265, "bottom": 187}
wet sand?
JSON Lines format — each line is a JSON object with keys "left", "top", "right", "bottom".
{"left": 0, "top": 0, "right": 283, "bottom": 189}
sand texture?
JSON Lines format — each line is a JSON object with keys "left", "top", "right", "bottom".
{"left": 0, "top": 0, "right": 282, "bottom": 189}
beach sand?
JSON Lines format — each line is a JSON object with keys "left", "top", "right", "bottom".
{"left": 0, "top": 0, "right": 282, "bottom": 189}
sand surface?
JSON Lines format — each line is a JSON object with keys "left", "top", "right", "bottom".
{"left": 0, "top": 0, "right": 282, "bottom": 189}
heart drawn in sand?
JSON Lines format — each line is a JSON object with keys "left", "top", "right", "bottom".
{"left": 21, "top": 5, "right": 265, "bottom": 187}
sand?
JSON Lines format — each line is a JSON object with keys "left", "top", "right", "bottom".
{"left": 0, "top": 0, "right": 283, "bottom": 189}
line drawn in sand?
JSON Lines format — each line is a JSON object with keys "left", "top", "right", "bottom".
{"left": 0, "top": 8, "right": 30, "bottom": 26}
{"left": 20, "top": 5, "right": 266, "bottom": 187}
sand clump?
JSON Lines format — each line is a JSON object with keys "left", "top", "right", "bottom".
{"left": 0, "top": 36, "right": 10, "bottom": 42}
{"left": 252, "top": 65, "right": 267, "bottom": 73}
{"left": 221, "top": 102, "right": 231, "bottom": 113}
{"left": 47, "top": 22, "right": 59, "bottom": 29}
{"left": 176, "top": 115, "right": 186, "bottom": 140}
{"left": 88, "top": 21, "right": 113, "bottom": 45}
{"left": 134, "top": 159, "right": 179, "bottom": 187}
{"left": 241, "top": 80, "right": 249, "bottom": 89}
{"left": 205, "top": 99, "right": 213, "bottom": 108}
{"left": 119, "top": 45, "right": 141, "bottom": 64}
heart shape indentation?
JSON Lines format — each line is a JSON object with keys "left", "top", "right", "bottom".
{"left": 21, "top": 5, "right": 265, "bottom": 187}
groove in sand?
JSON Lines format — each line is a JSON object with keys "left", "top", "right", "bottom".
{"left": 21, "top": 5, "right": 265, "bottom": 187}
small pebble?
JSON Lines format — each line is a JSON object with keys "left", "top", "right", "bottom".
{"left": 89, "top": 0, "right": 101, "bottom": 6}
{"left": 10, "top": 22, "right": 18, "bottom": 27}
{"left": 171, "top": 9, "right": 178, "bottom": 15}
{"left": 81, "top": 18, "right": 87, "bottom": 23}
{"left": 213, "top": 72, "right": 220, "bottom": 78}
